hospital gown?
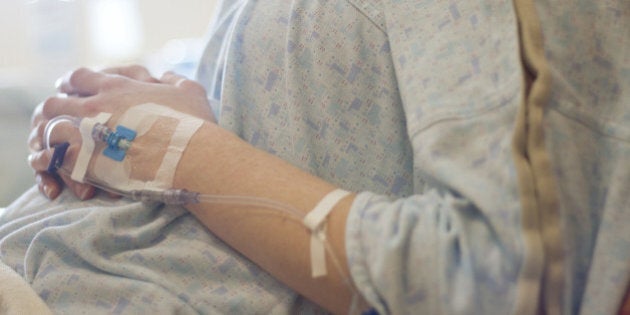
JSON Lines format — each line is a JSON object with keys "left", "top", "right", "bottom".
{"left": 1, "top": 0, "right": 629, "bottom": 314}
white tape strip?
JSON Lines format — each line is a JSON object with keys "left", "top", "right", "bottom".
{"left": 303, "top": 188, "right": 350, "bottom": 278}
{"left": 153, "top": 115, "right": 204, "bottom": 187}
{"left": 71, "top": 112, "right": 112, "bottom": 183}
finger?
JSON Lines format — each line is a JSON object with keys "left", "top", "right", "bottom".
{"left": 28, "top": 149, "right": 54, "bottom": 172}
{"left": 160, "top": 71, "right": 192, "bottom": 88}
{"left": 58, "top": 67, "right": 129, "bottom": 96}
{"left": 35, "top": 171, "right": 62, "bottom": 200}
{"left": 29, "top": 146, "right": 96, "bottom": 201}
{"left": 29, "top": 117, "right": 78, "bottom": 152}
{"left": 621, "top": 287, "right": 630, "bottom": 315}
{"left": 160, "top": 71, "right": 208, "bottom": 98}
{"left": 41, "top": 95, "right": 86, "bottom": 119}
{"left": 59, "top": 173, "right": 96, "bottom": 201}
{"left": 28, "top": 120, "right": 46, "bottom": 152}
{"left": 33, "top": 96, "right": 84, "bottom": 151}
{"left": 30, "top": 100, "right": 51, "bottom": 148}
{"left": 30, "top": 101, "right": 45, "bottom": 128}
{"left": 30, "top": 150, "right": 60, "bottom": 199}
{"left": 46, "top": 127, "right": 81, "bottom": 155}
{"left": 102, "top": 65, "right": 160, "bottom": 83}
{"left": 57, "top": 68, "right": 100, "bottom": 95}
{"left": 28, "top": 141, "right": 77, "bottom": 176}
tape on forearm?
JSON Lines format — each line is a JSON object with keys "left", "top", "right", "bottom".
{"left": 303, "top": 189, "right": 350, "bottom": 278}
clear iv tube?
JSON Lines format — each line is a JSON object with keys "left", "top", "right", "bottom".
{"left": 55, "top": 167, "right": 304, "bottom": 221}
{"left": 196, "top": 194, "right": 303, "bottom": 218}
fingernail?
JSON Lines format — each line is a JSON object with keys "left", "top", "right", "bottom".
{"left": 44, "top": 184, "right": 58, "bottom": 199}
{"left": 28, "top": 152, "right": 41, "bottom": 167}
{"left": 54, "top": 76, "right": 63, "bottom": 89}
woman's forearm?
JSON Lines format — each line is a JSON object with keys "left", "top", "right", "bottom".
{"left": 173, "top": 122, "right": 363, "bottom": 315}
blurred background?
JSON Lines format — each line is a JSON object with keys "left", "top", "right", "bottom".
{"left": 0, "top": 0, "right": 218, "bottom": 206}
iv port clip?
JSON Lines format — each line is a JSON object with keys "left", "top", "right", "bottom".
{"left": 103, "top": 125, "right": 136, "bottom": 161}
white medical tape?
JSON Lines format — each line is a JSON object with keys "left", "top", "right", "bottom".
{"left": 303, "top": 188, "right": 350, "bottom": 278}
{"left": 153, "top": 115, "right": 204, "bottom": 187}
{"left": 91, "top": 103, "right": 204, "bottom": 192}
{"left": 71, "top": 112, "right": 112, "bottom": 183}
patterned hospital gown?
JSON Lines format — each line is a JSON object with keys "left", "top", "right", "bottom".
{"left": 1, "top": 0, "right": 628, "bottom": 314}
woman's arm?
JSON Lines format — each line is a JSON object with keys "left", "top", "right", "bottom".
{"left": 173, "top": 121, "right": 363, "bottom": 315}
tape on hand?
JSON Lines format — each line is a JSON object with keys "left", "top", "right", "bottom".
{"left": 73, "top": 103, "right": 204, "bottom": 193}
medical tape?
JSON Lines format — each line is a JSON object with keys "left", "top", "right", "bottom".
{"left": 71, "top": 112, "right": 112, "bottom": 183}
{"left": 91, "top": 103, "right": 203, "bottom": 192}
{"left": 303, "top": 188, "right": 350, "bottom": 278}
{"left": 153, "top": 114, "right": 204, "bottom": 187}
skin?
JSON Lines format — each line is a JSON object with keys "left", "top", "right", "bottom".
{"left": 28, "top": 66, "right": 368, "bottom": 315}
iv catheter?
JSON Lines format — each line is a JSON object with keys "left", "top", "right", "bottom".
{"left": 44, "top": 115, "right": 132, "bottom": 151}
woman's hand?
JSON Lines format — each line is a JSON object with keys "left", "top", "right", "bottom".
{"left": 29, "top": 65, "right": 160, "bottom": 200}
{"left": 28, "top": 65, "right": 215, "bottom": 200}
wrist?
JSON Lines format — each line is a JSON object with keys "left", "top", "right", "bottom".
{"left": 172, "top": 122, "right": 240, "bottom": 193}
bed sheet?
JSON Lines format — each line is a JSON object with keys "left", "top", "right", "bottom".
{"left": 0, "top": 186, "right": 327, "bottom": 314}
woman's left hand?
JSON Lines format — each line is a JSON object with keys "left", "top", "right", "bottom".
{"left": 51, "top": 67, "right": 215, "bottom": 122}
{"left": 28, "top": 67, "right": 215, "bottom": 200}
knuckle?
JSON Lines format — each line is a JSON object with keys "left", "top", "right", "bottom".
{"left": 30, "top": 101, "right": 45, "bottom": 126}
{"left": 29, "top": 150, "right": 47, "bottom": 169}
{"left": 28, "top": 119, "right": 49, "bottom": 151}
{"left": 41, "top": 96, "right": 61, "bottom": 118}
{"left": 127, "top": 64, "right": 147, "bottom": 74}
{"left": 36, "top": 121, "right": 47, "bottom": 138}
{"left": 180, "top": 79, "right": 206, "bottom": 95}
{"left": 69, "top": 67, "right": 90, "bottom": 88}
{"left": 28, "top": 129, "right": 41, "bottom": 151}
{"left": 82, "top": 98, "right": 102, "bottom": 114}
{"left": 101, "top": 75, "right": 127, "bottom": 91}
